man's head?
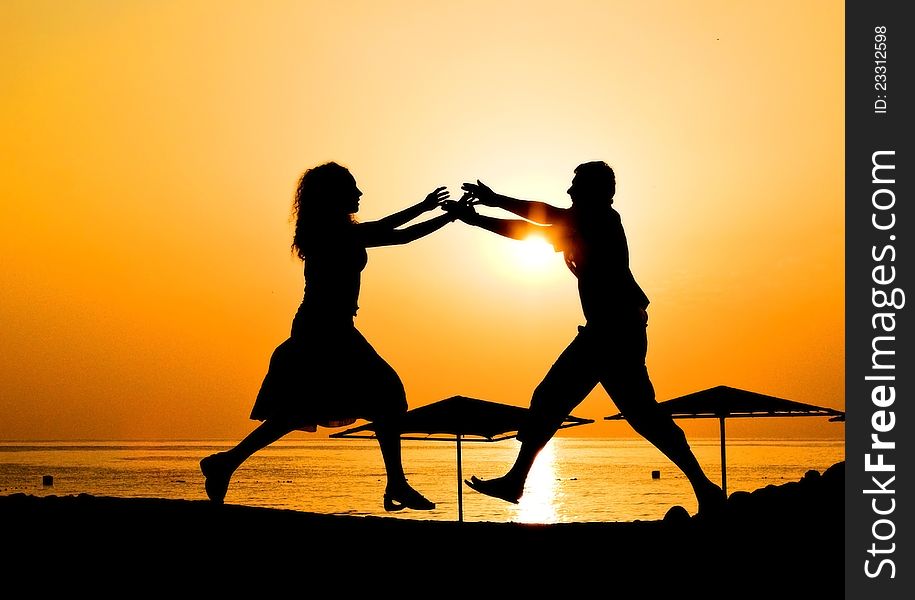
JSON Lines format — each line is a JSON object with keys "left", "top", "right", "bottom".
{"left": 567, "top": 161, "right": 616, "bottom": 207}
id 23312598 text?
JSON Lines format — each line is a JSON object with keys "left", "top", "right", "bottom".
{"left": 874, "top": 26, "right": 887, "bottom": 115}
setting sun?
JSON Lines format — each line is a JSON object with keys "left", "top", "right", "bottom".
{"left": 510, "top": 234, "right": 559, "bottom": 272}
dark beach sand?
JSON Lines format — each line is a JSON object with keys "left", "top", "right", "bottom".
{"left": 2, "top": 462, "right": 843, "bottom": 595}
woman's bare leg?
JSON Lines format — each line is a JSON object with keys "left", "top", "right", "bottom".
{"left": 200, "top": 419, "right": 293, "bottom": 504}
{"left": 376, "top": 426, "right": 435, "bottom": 511}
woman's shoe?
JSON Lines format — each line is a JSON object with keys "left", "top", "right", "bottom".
{"left": 383, "top": 485, "right": 435, "bottom": 512}
{"left": 200, "top": 452, "right": 232, "bottom": 504}
{"left": 383, "top": 494, "right": 407, "bottom": 512}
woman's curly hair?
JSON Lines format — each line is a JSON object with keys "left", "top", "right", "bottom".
{"left": 291, "top": 162, "right": 357, "bottom": 261}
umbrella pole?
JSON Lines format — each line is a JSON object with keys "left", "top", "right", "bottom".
{"left": 719, "top": 416, "right": 727, "bottom": 496}
{"left": 456, "top": 434, "right": 463, "bottom": 522}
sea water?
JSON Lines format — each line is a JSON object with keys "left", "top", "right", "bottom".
{"left": 0, "top": 437, "right": 843, "bottom": 523}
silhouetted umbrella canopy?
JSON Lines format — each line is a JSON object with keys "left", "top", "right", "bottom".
{"left": 332, "top": 395, "right": 593, "bottom": 441}
{"left": 605, "top": 385, "right": 846, "bottom": 421}
{"left": 332, "top": 395, "right": 593, "bottom": 521}
{"left": 605, "top": 385, "right": 845, "bottom": 496}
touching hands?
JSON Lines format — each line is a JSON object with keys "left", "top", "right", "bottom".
{"left": 416, "top": 181, "right": 497, "bottom": 223}
{"left": 460, "top": 180, "right": 497, "bottom": 206}
{"left": 441, "top": 196, "right": 478, "bottom": 223}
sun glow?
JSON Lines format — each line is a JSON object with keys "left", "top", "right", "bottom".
{"left": 485, "top": 233, "right": 565, "bottom": 285}
{"left": 511, "top": 234, "right": 559, "bottom": 271}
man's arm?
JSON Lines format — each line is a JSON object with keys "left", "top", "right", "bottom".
{"left": 444, "top": 200, "right": 560, "bottom": 246}
{"left": 466, "top": 213, "right": 545, "bottom": 241}
{"left": 461, "top": 180, "right": 566, "bottom": 224}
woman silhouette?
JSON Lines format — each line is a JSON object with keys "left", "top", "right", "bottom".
{"left": 201, "top": 161, "right": 455, "bottom": 511}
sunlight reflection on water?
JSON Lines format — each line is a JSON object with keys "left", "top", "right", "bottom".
{"left": 513, "top": 441, "right": 557, "bottom": 524}
{"left": 0, "top": 438, "right": 844, "bottom": 524}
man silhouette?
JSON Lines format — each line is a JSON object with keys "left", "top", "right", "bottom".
{"left": 447, "top": 161, "right": 725, "bottom": 516}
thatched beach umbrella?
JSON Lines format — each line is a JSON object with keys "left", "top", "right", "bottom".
{"left": 331, "top": 395, "right": 593, "bottom": 521}
{"left": 604, "top": 385, "right": 845, "bottom": 495}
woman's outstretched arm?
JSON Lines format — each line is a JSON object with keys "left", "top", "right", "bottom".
{"left": 367, "top": 212, "right": 457, "bottom": 246}
{"left": 356, "top": 186, "right": 457, "bottom": 247}
{"left": 370, "top": 187, "right": 449, "bottom": 230}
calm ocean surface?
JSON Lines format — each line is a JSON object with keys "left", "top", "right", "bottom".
{"left": 0, "top": 437, "right": 843, "bottom": 523}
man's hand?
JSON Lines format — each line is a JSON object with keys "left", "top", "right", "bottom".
{"left": 460, "top": 180, "right": 497, "bottom": 206}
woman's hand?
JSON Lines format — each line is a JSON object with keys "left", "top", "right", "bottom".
{"left": 421, "top": 186, "right": 450, "bottom": 210}
{"left": 460, "top": 180, "right": 497, "bottom": 206}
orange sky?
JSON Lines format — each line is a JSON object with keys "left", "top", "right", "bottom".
{"left": 1, "top": 1, "right": 844, "bottom": 441}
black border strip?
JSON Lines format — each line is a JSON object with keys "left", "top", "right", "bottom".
{"left": 845, "top": 1, "right": 911, "bottom": 597}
